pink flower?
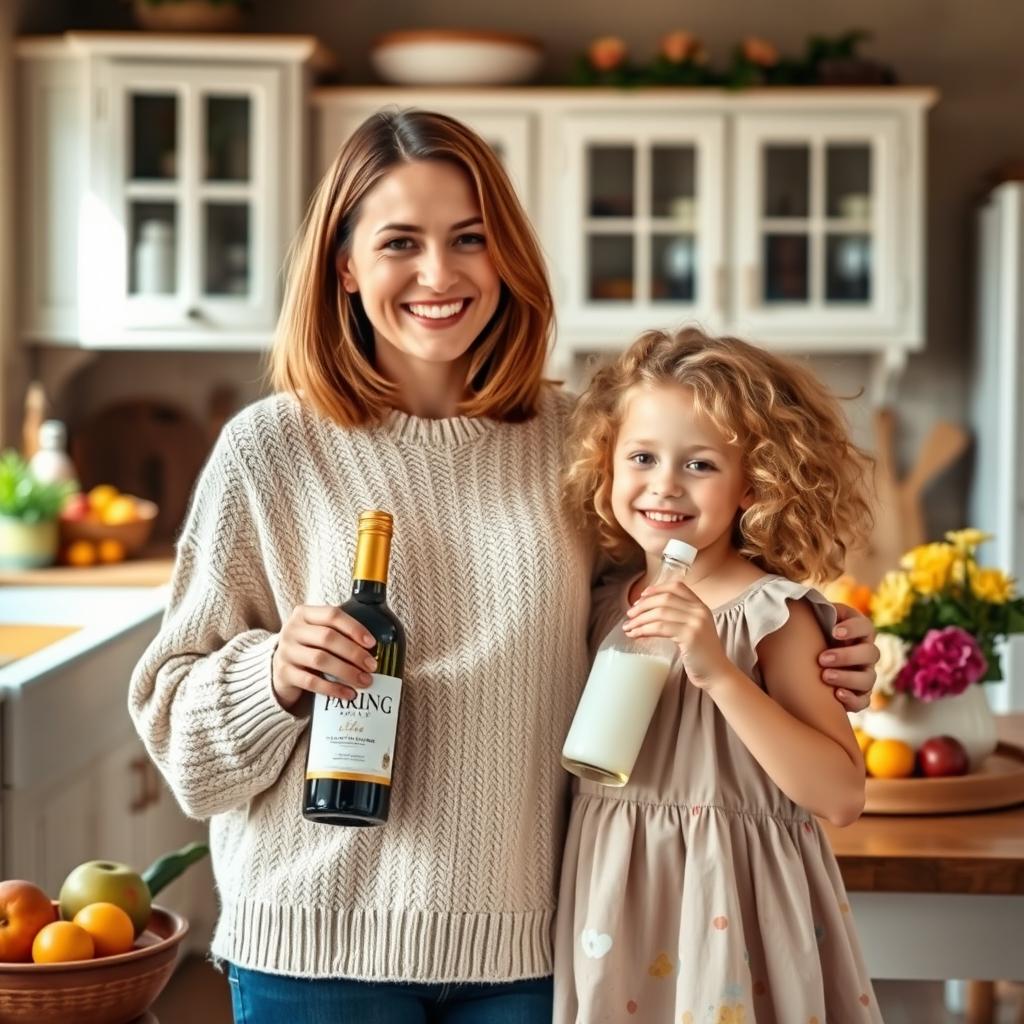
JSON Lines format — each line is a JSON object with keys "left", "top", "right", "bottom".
{"left": 894, "top": 627, "right": 988, "bottom": 702}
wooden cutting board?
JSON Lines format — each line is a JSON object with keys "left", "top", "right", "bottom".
{"left": 846, "top": 409, "right": 969, "bottom": 587}
{"left": 0, "top": 624, "right": 80, "bottom": 667}
{"left": 70, "top": 400, "right": 211, "bottom": 544}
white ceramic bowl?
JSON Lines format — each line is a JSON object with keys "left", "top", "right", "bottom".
{"left": 371, "top": 30, "right": 544, "bottom": 86}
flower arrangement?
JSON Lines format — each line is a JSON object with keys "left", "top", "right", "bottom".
{"left": 868, "top": 529, "right": 1024, "bottom": 701}
{"left": 570, "top": 29, "right": 895, "bottom": 88}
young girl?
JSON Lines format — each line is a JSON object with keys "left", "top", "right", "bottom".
{"left": 556, "top": 327, "right": 880, "bottom": 1023}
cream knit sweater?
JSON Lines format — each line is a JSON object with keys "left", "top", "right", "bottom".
{"left": 128, "top": 386, "right": 593, "bottom": 982}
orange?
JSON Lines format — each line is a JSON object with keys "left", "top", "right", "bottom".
{"left": 865, "top": 738, "right": 915, "bottom": 779}
{"left": 97, "top": 538, "right": 127, "bottom": 564}
{"left": 87, "top": 484, "right": 119, "bottom": 514}
{"left": 72, "top": 902, "right": 134, "bottom": 957}
{"left": 852, "top": 728, "right": 873, "bottom": 755}
{"left": 31, "top": 920, "right": 94, "bottom": 963}
{"left": 0, "top": 880, "right": 57, "bottom": 963}
{"left": 65, "top": 540, "right": 97, "bottom": 567}
{"left": 100, "top": 496, "right": 138, "bottom": 526}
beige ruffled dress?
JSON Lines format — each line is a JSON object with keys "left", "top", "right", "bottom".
{"left": 554, "top": 574, "right": 881, "bottom": 1024}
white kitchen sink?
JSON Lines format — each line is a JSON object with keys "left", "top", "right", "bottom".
{"left": 0, "top": 585, "right": 168, "bottom": 789}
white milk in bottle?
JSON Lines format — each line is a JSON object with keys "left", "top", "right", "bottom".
{"left": 562, "top": 538, "right": 696, "bottom": 786}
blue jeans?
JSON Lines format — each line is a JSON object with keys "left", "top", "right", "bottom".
{"left": 226, "top": 963, "right": 553, "bottom": 1024}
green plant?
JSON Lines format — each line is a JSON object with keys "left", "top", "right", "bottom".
{"left": 569, "top": 29, "right": 895, "bottom": 89}
{"left": 0, "top": 450, "right": 74, "bottom": 523}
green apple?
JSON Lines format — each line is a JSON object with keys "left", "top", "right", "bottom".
{"left": 59, "top": 860, "right": 151, "bottom": 937}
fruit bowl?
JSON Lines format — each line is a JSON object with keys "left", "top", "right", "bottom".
{"left": 0, "top": 903, "right": 187, "bottom": 1024}
{"left": 59, "top": 499, "right": 158, "bottom": 556}
{"left": 371, "top": 29, "right": 544, "bottom": 85}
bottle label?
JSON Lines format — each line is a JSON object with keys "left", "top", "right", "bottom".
{"left": 306, "top": 673, "right": 402, "bottom": 785}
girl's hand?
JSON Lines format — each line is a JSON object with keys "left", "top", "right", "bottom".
{"left": 820, "top": 603, "right": 879, "bottom": 713}
{"left": 272, "top": 605, "right": 378, "bottom": 712}
{"left": 623, "top": 580, "right": 730, "bottom": 686}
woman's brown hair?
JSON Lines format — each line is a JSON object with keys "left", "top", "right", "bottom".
{"left": 564, "top": 327, "right": 874, "bottom": 583}
{"left": 270, "top": 108, "right": 554, "bottom": 426}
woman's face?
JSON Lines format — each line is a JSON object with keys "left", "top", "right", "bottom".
{"left": 339, "top": 159, "right": 502, "bottom": 371}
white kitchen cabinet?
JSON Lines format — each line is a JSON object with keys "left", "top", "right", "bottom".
{"left": 314, "top": 92, "right": 537, "bottom": 219}
{"left": 313, "top": 87, "right": 935, "bottom": 385}
{"left": 0, "top": 587, "right": 213, "bottom": 953}
{"left": 732, "top": 112, "right": 916, "bottom": 350}
{"left": 554, "top": 111, "right": 725, "bottom": 337}
{"left": 17, "top": 32, "right": 325, "bottom": 349}
{"left": 3, "top": 734, "right": 212, "bottom": 955}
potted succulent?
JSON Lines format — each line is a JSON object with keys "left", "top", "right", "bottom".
{"left": 0, "top": 451, "right": 74, "bottom": 569}
{"left": 130, "top": 0, "right": 246, "bottom": 32}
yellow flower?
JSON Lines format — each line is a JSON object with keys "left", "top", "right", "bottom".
{"left": 899, "top": 542, "right": 956, "bottom": 595}
{"left": 945, "top": 528, "right": 993, "bottom": 555}
{"left": 969, "top": 565, "right": 1017, "bottom": 604}
{"left": 871, "top": 571, "right": 914, "bottom": 627}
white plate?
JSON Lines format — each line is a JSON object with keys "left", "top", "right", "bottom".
{"left": 371, "top": 32, "right": 544, "bottom": 86}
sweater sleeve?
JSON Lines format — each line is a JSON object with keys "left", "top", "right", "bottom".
{"left": 127, "top": 419, "right": 309, "bottom": 819}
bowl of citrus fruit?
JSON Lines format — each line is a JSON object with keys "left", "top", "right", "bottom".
{"left": 58, "top": 484, "right": 158, "bottom": 566}
{"left": 0, "top": 842, "right": 207, "bottom": 1024}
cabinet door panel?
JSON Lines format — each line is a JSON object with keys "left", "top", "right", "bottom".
{"left": 85, "top": 62, "right": 281, "bottom": 341}
{"left": 733, "top": 113, "right": 902, "bottom": 343}
{"left": 555, "top": 112, "right": 726, "bottom": 344}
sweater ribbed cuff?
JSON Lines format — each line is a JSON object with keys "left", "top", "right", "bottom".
{"left": 219, "top": 632, "right": 307, "bottom": 747}
{"left": 213, "top": 899, "right": 554, "bottom": 983}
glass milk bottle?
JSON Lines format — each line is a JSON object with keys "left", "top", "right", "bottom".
{"left": 562, "top": 538, "right": 697, "bottom": 786}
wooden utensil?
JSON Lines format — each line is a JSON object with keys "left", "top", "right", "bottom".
{"left": 898, "top": 421, "right": 970, "bottom": 548}
{"left": 846, "top": 409, "right": 970, "bottom": 587}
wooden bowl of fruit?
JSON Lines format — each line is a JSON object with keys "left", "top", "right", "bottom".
{"left": 0, "top": 842, "right": 208, "bottom": 1024}
{"left": 59, "top": 485, "right": 158, "bottom": 564}
{"left": 0, "top": 901, "right": 187, "bottom": 1024}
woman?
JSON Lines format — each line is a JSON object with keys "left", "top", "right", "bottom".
{"left": 128, "top": 109, "right": 878, "bottom": 1023}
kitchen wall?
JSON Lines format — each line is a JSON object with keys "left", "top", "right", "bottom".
{"left": 12, "top": 0, "right": 1024, "bottom": 538}
{"left": 1, "top": 1, "right": 27, "bottom": 455}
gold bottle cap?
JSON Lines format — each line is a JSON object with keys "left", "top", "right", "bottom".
{"left": 353, "top": 510, "right": 393, "bottom": 583}
{"left": 358, "top": 510, "right": 393, "bottom": 536}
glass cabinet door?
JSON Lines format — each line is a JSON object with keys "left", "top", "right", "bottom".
{"left": 125, "top": 89, "right": 181, "bottom": 304}
{"left": 561, "top": 115, "right": 725, "bottom": 338}
{"left": 104, "top": 63, "right": 280, "bottom": 336}
{"left": 735, "top": 114, "right": 900, "bottom": 338}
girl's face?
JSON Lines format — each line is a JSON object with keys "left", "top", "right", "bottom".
{"left": 610, "top": 384, "right": 752, "bottom": 561}
{"left": 339, "top": 159, "right": 502, "bottom": 373}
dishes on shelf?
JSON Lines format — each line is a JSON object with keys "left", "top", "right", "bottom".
{"left": 371, "top": 30, "right": 544, "bottom": 85}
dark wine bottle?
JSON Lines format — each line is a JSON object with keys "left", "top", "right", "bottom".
{"left": 303, "top": 510, "right": 406, "bottom": 826}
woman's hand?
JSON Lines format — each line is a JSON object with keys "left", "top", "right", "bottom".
{"left": 271, "top": 605, "right": 378, "bottom": 712}
{"left": 623, "top": 580, "right": 731, "bottom": 686}
{"left": 820, "top": 603, "right": 879, "bottom": 713}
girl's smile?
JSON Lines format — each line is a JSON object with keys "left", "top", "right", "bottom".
{"left": 610, "top": 383, "right": 752, "bottom": 563}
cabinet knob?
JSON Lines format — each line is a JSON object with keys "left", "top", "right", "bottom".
{"left": 186, "top": 307, "right": 202, "bottom": 320}
{"left": 129, "top": 757, "right": 150, "bottom": 813}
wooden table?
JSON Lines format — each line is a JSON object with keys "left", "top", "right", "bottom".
{"left": 821, "top": 713, "right": 1024, "bottom": 1011}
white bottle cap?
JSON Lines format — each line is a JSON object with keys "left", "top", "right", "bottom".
{"left": 38, "top": 419, "right": 67, "bottom": 450}
{"left": 663, "top": 539, "right": 697, "bottom": 565}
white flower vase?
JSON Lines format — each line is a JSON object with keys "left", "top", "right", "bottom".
{"left": 860, "top": 686, "right": 998, "bottom": 771}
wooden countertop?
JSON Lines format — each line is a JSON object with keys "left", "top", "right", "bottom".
{"left": 822, "top": 713, "right": 1024, "bottom": 895}
{"left": 0, "top": 549, "right": 174, "bottom": 587}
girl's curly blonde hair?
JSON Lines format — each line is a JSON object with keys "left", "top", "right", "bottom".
{"left": 564, "top": 326, "right": 874, "bottom": 582}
